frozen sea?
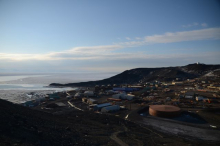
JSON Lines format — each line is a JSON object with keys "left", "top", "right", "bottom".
{"left": 0, "top": 72, "right": 116, "bottom": 103}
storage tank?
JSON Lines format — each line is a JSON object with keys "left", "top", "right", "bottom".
{"left": 149, "top": 105, "right": 181, "bottom": 118}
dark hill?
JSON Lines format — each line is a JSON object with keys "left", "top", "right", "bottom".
{"left": 0, "top": 99, "right": 142, "bottom": 145}
{"left": 0, "top": 99, "right": 219, "bottom": 146}
{"left": 50, "top": 63, "right": 220, "bottom": 87}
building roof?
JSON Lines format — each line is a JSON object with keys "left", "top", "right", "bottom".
{"left": 88, "top": 98, "right": 97, "bottom": 102}
{"left": 95, "top": 103, "right": 111, "bottom": 108}
{"left": 56, "top": 102, "right": 66, "bottom": 107}
{"left": 101, "top": 105, "right": 120, "bottom": 111}
{"left": 185, "top": 92, "right": 194, "bottom": 96}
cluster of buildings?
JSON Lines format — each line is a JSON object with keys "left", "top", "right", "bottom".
{"left": 66, "top": 77, "right": 220, "bottom": 113}
{"left": 22, "top": 91, "right": 66, "bottom": 107}
{"left": 68, "top": 87, "right": 138, "bottom": 113}
{"left": 23, "top": 75, "right": 220, "bottom": 117}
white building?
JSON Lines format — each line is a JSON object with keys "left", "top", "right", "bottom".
{"left": 84, "top": 91, "right": 94, "bottom": 97}
{"left": 196, "top": 96, "right": 208, "bottom": 101}
{"left": 112, "top": 93, "right": 134, "bottom": 100}
{"left": 74, "top": 92, "right": 82, "bottom": 98}
{"left": 185, "top": 92, "right": 194, "bottom": 99}
{"left": 126, "top": 94, "right": 135, "bottom": 100}
{"left": 87, "top": 98, "right": 97, "bottom": 105}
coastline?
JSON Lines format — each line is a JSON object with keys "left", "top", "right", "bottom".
{"left": 0, "top": 85, "right": 76, "bottom": 104}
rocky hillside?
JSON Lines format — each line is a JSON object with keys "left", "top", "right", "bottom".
{"left": 1, "top": 99, "right": 219, "bottom": 146}
{"left": 0, "top": 99, "right": 146, "bottom": 145}
{"left": 50, "top": 63, "right": 220, "bottom": 87}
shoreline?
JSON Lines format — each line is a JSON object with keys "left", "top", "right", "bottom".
{"left": 0, "top": 86, "right": 76, "bottom": 104}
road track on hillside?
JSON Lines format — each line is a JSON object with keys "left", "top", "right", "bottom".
{"left": 110, "top": 131, "right": 128, "bottom": 146}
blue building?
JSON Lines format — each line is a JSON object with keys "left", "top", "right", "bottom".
{"left": 93, "top": 103, "right": 111, "bottom": 111}
{"left": 113, "top": 87, "right": 139, "bottom": 92}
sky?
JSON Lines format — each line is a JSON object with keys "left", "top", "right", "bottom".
{"left": 0, "top": 0, "right": 220, "bottom": 73}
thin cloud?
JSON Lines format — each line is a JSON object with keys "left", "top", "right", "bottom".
{"left": 119, "top": 27, "right": 220, "bottom": 46}
{"left": 144, "top": 27, "right": 220, "bottom": 43}
{"left": 135, "top": 37, "right": 141, "bottom": 40}
{"left": 70, "top": 45, "right": 123, "bottom": 53}
{"left": 182, "top": 22, "right": 208, "bottom": 28}
{"left": 201, "top": 23, "right": 208, "bottom": 27}
{"left": 126, "top": 37, "right": 131, "bottom": 40}
{"left": 1, "top": 51, "right": 219, "bottom": 73}
{"left": 182, "top": 22, "right": 198, "bottom": 28}
{"left": 0, "top": 27, "right": 220, "bottom": 61}
{"left": 182, "top": 22, "right": 199, "bottom": 28}
{"left": 68, "top": 51, "right": 220, "bottom": 72}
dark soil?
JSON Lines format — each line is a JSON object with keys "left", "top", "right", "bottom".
{"left": 0, "top": 99, "right": 219, "bottom": 146}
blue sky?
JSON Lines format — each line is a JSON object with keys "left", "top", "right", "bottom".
{"left": 0, "top": 0, "right": 220, "bottom": 73}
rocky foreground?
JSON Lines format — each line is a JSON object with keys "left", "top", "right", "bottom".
{"left": 0, "top": 99, "right": 219, "bottom": 146}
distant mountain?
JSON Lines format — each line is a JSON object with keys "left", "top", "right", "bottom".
{"left": 50, "top": 63, "right": 220, "bottom": 87}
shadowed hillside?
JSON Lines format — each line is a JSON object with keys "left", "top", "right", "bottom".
{"left": 1, "top": 99, "right": 219, "bottom": 146}
{"left": 0, "top": 99, "right": 134, "bottom": 145}
{"left": 50, "top": 63, "right": 220, "bottom": 87}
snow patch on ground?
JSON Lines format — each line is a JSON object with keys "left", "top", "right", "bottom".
{"left": 180, "top": 67, "right": 190, "bottom": 73}
{"left": 140, "top": 118, "right": 220, "bottom": 141}
{"left": 204, "top": 69, "right": 220, "bottom": 77}
{"left": 204, "top": 71, "right": 214, "bottom": 77}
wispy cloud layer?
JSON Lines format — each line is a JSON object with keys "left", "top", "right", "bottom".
{"left": 182, "top": 22, "right": 208, "bottom": 28}
{"left": 182, "top": 22, "right": 199, "bottom": 28}
{"left": 126, "top": 37, "right": 131, "bottom": 40}
{"left": 144, "top": 27, "right": 220, "bottom": 43}
{"left": 119, "top": 27, "right": 220, "bottom": 45}
{"left": 0, "top": 27, "right": 220, "bottom": 61}
{"left": 1, "top": 51, "right": 219, "bottom": 73}
{"left": 201, "top": 23, "right": 208, "bottom": 27}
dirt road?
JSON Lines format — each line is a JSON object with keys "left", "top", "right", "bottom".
{"left": 110, "top": 131, "right": 129, "bottom": 146}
